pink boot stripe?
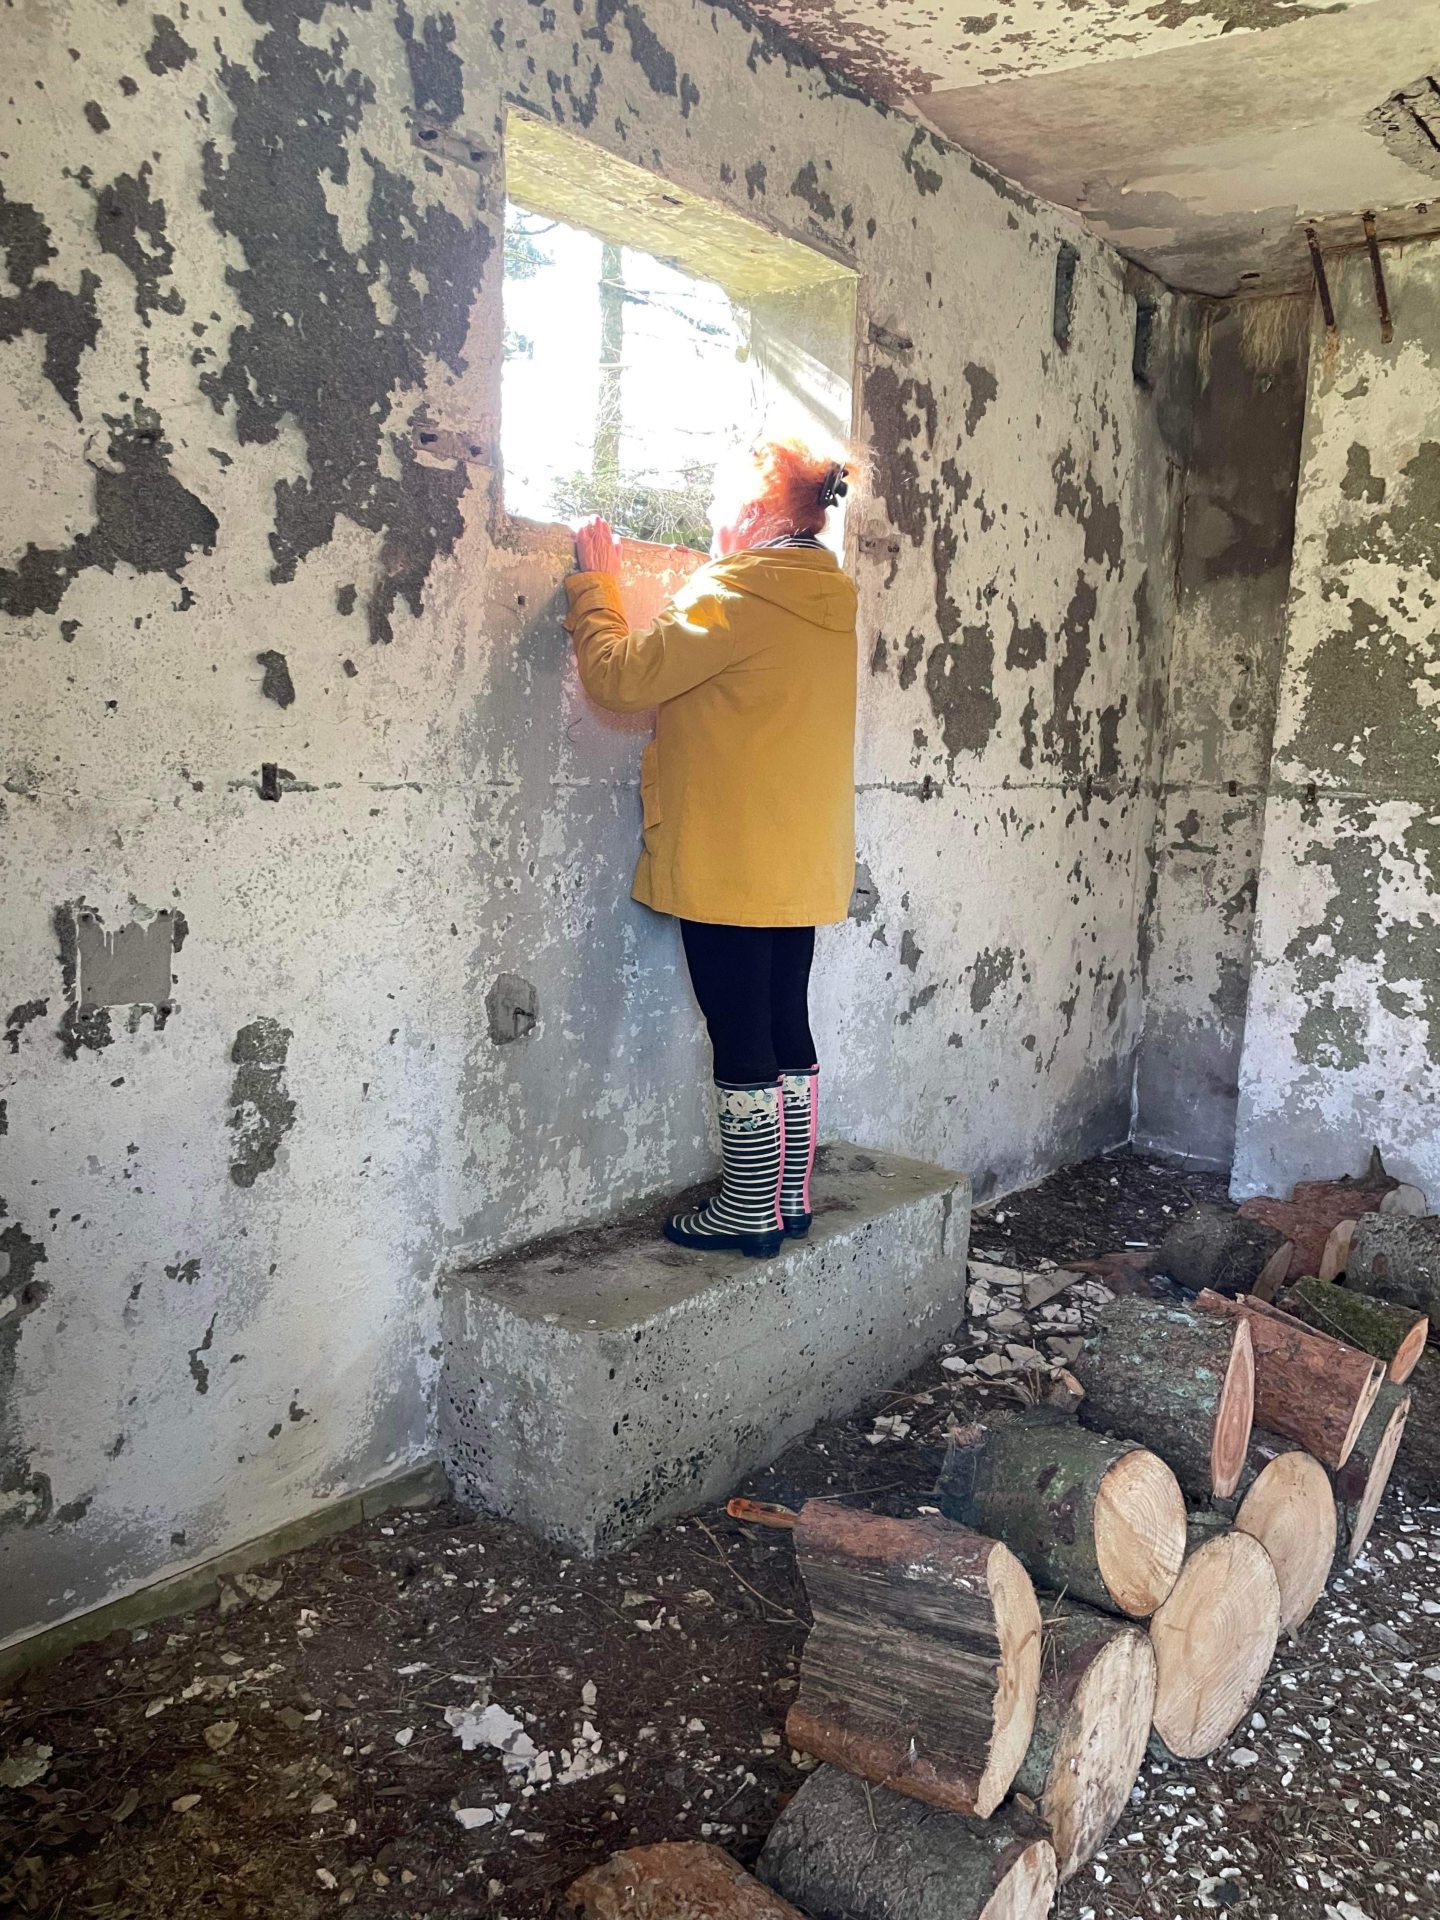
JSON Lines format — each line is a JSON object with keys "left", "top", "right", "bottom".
{"left": 801, "top": 1070, "right": 818, "bottom": 1214}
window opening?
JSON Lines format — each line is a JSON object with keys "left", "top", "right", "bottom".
{"left": 503, "top": 212, "right": 749, "bottom": 549}
{"left": 500, "top": 113, "right": 856, "bottom": 553}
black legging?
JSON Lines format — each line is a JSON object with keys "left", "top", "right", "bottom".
{"left": 680, "top": 922, "right": 816, "bottom": 1085}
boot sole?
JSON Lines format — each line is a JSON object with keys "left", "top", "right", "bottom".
{"left": 782, "top": 1217, "right": 812, "bottom": 1238}
{"left": 663, "top": 1221, "right": 784, "bottom": 1259}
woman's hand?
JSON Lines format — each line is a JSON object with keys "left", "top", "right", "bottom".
{"left": 574, "top": 516, "right": 621, "bottom": 576}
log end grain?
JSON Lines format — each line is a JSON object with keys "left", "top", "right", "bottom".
{"left": 983, "top": 1540, "right": 1045, "bottom": 1818}
{"left": 1319, "top": 1219, "right": 1357, "bottom": 1284}
{"left": 1338, "top": 1362, "right": 1386, "bottom": 1466}
{"left": 1234, "top": 1449, "right": 1336, "bottom": 1629}
{"left": 1338, "top": 1390, "right": 1410, "bottom": 1566}
{"left": 1211, "top": 1318, "right": 1255, "bottom": 1500}
{"left": 1039, "top": 1624, "right": 1157, "bottom": 1883}
{"left": 1392, "top": 1317, "right": 1429, "bottom": 1383}
{"left": 568, "top": 1842, "right": 805, "bottom": 1920}
{"left": 1148, "top": 1532, "right": 1280, "bottom": 1760}
{"left": 1093, "top": 1449, "right": 1187, "bottom": 1618}
{"left": 977, "top": 1841, "right": 1058, "bottom": 1920}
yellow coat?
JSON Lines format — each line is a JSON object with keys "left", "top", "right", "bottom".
{"left": 564, "top": 545, "right": 858, "bottom": 927}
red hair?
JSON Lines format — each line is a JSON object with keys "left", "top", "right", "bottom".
{"left": 716, "top": 439, "right": 852, "bottom": 549}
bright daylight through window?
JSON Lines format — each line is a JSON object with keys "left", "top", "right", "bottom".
{"left": 502, "top": 211, "right": 748, "bottom": 550}
{"left": 499, "top": 113, "right": 857, "bottom": 554}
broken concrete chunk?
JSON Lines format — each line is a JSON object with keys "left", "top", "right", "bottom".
{"left": 1024, "top": 1269, "right": 1084, "bottom": 1309}
{"left": 1004, "top": 1344, "right": 1049, "bottom": 1369}
{"left": 968, "top": 1260, "right": 1025, "bottom": 1291}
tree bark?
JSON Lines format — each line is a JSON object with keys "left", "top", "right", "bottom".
{"left": 1153, "top": 1205, "right": 1289, "bottom": 1298}
{"left": 940, "top": 1412, "right": 1185, "bottom": 1619}
{"left": 1394, "top": 1352, "right": 1440, "bottom": 1503}
{"left": 1014, "top": 1597, "right": 1156, "bottom": 1883}
{"left": 594, "top": 241, "right": 625, "bottom": 483}
{"left": 1230, "top": 1431, "right": 1336, "bottom": 1629}
{"left": 569, "top": 1843, "right": 805, "bottom": 1920}
{"left": 1196, "top": 1291, "right": 1383, "bottom": 1469}
{"left": 1148, "top": 1525, "right": 1280, "bottom": 1760}
{"left": 758, "top": 1766, "right": 1057, "bottom": 1920}
{"left": 1347, "top": 1214, "right": 1440, "bottom": 1320}
{"left": 1074, "top": 1296, "right": 1255, "bottom": 1500}
{"left": 1332, "top": 1380, "right": 1412, "bottom": 1565}
{"left": 1281, "top": 1273, "right": 1427, "bottom": 1383}
{"left": 784, "top": 1503, "right": 1041, "bottom": 1820}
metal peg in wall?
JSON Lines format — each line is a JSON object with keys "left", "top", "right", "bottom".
{"left": 1305, "top": 227, "right": 1338, "bottom": 343}
{"left": 1362, "top": 214, "right": 1394, "bottom": 346}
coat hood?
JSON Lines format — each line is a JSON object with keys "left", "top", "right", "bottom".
{"left": 706, "top": 545, "right": 857, "bottom": 633}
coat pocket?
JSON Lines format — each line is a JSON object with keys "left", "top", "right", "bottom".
{"left": 640, "top": 742, "right": 661, "bottom": 845}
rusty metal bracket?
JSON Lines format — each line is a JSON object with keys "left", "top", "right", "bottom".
{"left": 1362, "top": 213, "right": 1394, "bottom": 345}
{"left": 410, "top": 120, "right": 493, "bottom": 173}
{"left": 1305, "top": 226, "right": 1338, "bottom": 341}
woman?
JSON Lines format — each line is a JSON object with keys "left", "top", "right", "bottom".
{"left": 563, "top": 440, "right": 858, "bottom": 1259}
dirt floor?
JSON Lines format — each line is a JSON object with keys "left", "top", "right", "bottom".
{"left": 3, "top": 1147, "right": 1438, "bottom": 1920}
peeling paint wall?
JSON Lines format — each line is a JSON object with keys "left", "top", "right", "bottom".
{"left": 1, "top": 0, "right": 1186, "bottom": 1647}
{"left": 1233, "top": 244, "right": 1440, "bottom": 1199}
{"left": 729, "top": 0, "right": 1379, "bottom": 97}
{"left": 1134, "top": 301, "right": 1308, "bottom": 1168}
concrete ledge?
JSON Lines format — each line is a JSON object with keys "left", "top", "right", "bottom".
{"left": 438, "top": 1144, "right": 970, "bottom": 1555}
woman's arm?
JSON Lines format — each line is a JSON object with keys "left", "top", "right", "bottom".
{"left": 564, "top": 517, "right": 736, "bottom": 715}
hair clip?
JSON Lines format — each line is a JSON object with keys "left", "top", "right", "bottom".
{"left": 819, "top": 463, "right": 849, "bottom": 508}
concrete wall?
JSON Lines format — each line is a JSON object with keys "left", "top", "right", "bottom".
{"left": 1233, "top": 242, "right": 1440, "bottom": 1198}
{"left": 0, "top": 0, "right": 1187, "bottom": 1648}
{"left": 1134, "top": 301, "right": 1308, "bottom": 1168}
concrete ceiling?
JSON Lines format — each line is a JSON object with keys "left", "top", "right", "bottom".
{"left": 737, "top": 0, "right": 1440, "bottom": 296}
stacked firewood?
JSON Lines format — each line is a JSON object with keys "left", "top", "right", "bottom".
{"left": 568, "top": 1158, "right": 1437, "bottom": 1920}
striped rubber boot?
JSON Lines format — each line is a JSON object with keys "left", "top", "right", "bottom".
{"left": 664, "top": 1081, "right": 784, "bottom": 1259}
{"left": 779, "top": 1066, "right": 819, "bottom": 1237}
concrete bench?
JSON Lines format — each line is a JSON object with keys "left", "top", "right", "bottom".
{"left": 438, "top": 1144, "right": 970, "bottom": 1554}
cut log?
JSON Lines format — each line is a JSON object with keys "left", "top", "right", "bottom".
{"left": 758, "top": 1765, "right": 1057, "bottom": 1920}
{"left": 1280, "top": 1274, "right": 1427, "bottom": 1383}
{"left": 568, "top": 1842, "right": 805, "bottom": 1920}
{"left": 1318, "top": 1219, "right": 1357, "bottom": 1283}
{"left": 939, "top": 1414, "right": 1186, "bottom": 1619}
{"left": 1332, "top": 1381, "right": 1411, "bottom": 1565}
{"left": 1014, "top": 1599, "right": 1156, "bottom": 1883}
{"left": 1074, "top": 1297, "right": 1254, "bottom": 1500}
{"left": 783, "top": 1503, "right": 1041, "bottom": 1819}
{"left": 1239, "top": 1172, "right": 1390, "bottom": 1279}
{"left": 1347, "top": 1213, "right": 1440, "bottom": 1320}
{"left": 1148, "top": 1527, "right": 1280, "bottom": 1760}
{"left": 1195, "top": 1291, "right": 1383, "bottom": 1469}
{"left": 1153, "top": 1205, "right": 1290, "bottom": 1299}
{"left": 1395, "top": 1353, "right": 1440, "bottom": 1503}
{"left": 1231, "top": 1432, "right": 1336, "bottom": 1629}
